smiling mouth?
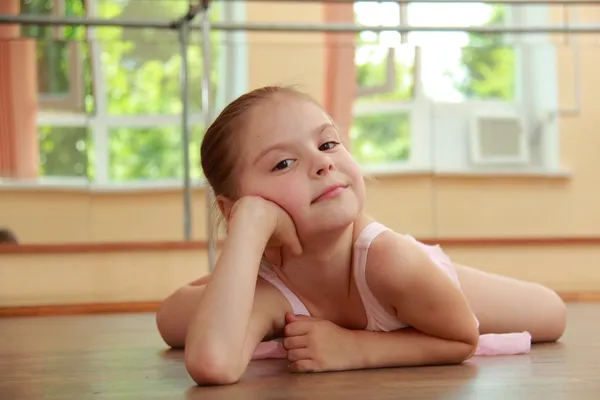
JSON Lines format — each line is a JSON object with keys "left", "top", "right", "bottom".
{"left": 311, "top": 184, "right": 348, "bottom": 204}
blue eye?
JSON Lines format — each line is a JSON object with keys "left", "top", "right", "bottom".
{"left": 319, "top": 141, "right": 339, "bottom": 151}
{"left": 272, "top": 159, "right": 294, "bottom": 171}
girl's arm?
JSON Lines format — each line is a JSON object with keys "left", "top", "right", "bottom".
{"left": 187, "top": 274, "right": 211, "bottom": 286}
{"left": 355, "top": 232, "right": 480, "bottom": 368}
{"left": 184, "top": 199, "right": 283, "bottom": 385}
{"left": 347, "top": 327, "right": 476, "bottom": 370}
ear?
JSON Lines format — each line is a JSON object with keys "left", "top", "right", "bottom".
{"left": 216, "top": 195, "right": 235, "bottom": 222}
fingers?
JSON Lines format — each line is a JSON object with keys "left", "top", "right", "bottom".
{"left": 286, "top": 348, "right": 311, "bottom": 363}
{"left": 275, "top": 207, "right": 302, "bottom": 256}
{"left": 263, "top": 246, "right": 282, "bottom": 268}
{"left": 282, "top": 334, "right": 308, "bottom": 350}
{"left": 289, "top": 359, "right": 319, "bottom": 373}
{"left": 284, "top": 320, "right": 313, "bottom": 337}
{"left": 285, "top": 312, "right": 312, "bottom": 324}
{"left": 280, "top": 229, "right": 302, "bottom": 257}
{"left": 287, "top": 235, "right": 303, "bottom": 256}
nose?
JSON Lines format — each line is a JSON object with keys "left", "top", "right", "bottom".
{"left": 313, "top": 153, "right": 334, "bottom": 177}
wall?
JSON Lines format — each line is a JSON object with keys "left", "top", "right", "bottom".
{"left": 246, "top": 1, "right": 325, "bottom": 102}
{"left": 0, "top": 246, "right": 210, "bottom": 308}
{"left": 1, "top": 2, "right": 600, "bottom": 311}
{"left": 2, "top": 237, "right": 599, "bottom": 310}
{"left": 0, "top": 175, "right": 586, "bottom": 244}
{"left": 0, "top": 186, "right": 210, "bottom": 243}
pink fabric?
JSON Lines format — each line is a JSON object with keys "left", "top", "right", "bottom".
{"left": 475, "top": 332, "right": 532, "bottom": 356}
{"left": 253, "top": 341, "right": 287, "bottom": 360}
{"left": 253, "top": 222, "right": 532, "bottom": 361}
{"left": 353, "top": 223, "right": 410, "bottom": 332}
{"left": 257, "top": 261, "right": 310, "bottom": 317}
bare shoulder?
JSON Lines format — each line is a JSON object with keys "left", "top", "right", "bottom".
{"left": 362, "top": 227, "right": 479, "bottom": 345}
{"left": 363, "top": 229, "right": 431, "bottom": 300}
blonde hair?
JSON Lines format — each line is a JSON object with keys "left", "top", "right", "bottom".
{"left": 200, "top": 85, "right": 322, "bottom": 200}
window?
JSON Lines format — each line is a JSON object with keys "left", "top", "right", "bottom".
{"left": 38, "top": 126, "right": 90, "bottom": 178}
{"left": 21, "top": 0, "right": 244, "bottom": 185}
{"left": 353, "top": 1, "right": 560, "bottom": 174}
{"left": 352, "top": 1, "right": 413, "bottom": 168}
{"left": 107, "top": 125, "right": 204, "bottom": 182}
{"left": 20, "top": 0, "right": 88, "bottom": 112}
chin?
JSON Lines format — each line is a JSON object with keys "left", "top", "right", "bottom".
{"left": 303, "top": 204, "right": 362, "bottom": 236}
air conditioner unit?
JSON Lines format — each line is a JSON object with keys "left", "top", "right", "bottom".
{"left": 468, "top": 110, "right": 530, "bottom": 166}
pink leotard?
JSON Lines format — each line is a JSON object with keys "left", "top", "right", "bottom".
{"left": 252, "top": 221, "right": 531, "bottom": 360}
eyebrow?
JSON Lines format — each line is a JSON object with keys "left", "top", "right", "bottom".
{"left": 252, "top": 122, "right": 336, "bottom": 165}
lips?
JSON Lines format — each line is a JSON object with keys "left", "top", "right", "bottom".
{"left": 312, "top": 184, "right": 348, "bottom": 204}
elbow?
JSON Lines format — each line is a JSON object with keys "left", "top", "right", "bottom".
{"left": 186, "top": 362, "right": 241, "bottom": 386}
{"left": 185, "top": 348, "right": 242, "bottom": 386}
{"left": 458, "top": 340, "right": 479, "bottom": 363}
{"left": 443, "top": 326, "right": 479, "bottom": 365}
{"left": 155, "top": 303, "right": 184, "bottom": 349}
{"left": 454, "top": 332, "right": 480, "bottom": 364}
{"left": 442, "top": 341, "right": 478, "bottom": 366}
{"left": 456, "top": 316, "right": 481, "bottom": 363}
{"left": 155, "top": 286, "right": 196, "bottom": 348}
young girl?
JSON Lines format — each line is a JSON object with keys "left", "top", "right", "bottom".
{"left": 156, "top": 86, "right": 566, "bottom": 386}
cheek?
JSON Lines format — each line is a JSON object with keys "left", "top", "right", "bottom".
{"left": 341, "top": 158, "right": 367, "bottom": 200}
{"left": 267, "top": 178, "right": 307, "bottom": 216}
{"left": 238, "top": 175, "right": 308, "bottom": 215}
{"left": 340, "top": 157, "right": 363, "bottom": 182}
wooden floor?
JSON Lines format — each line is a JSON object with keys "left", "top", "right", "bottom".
{"left": 1, "top": 304, "right": 599, "bottom": 400}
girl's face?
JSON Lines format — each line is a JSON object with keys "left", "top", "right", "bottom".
{"left": 234, "top": 94, "right": 366, "bottom": 238}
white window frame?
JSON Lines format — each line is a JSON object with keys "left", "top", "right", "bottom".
{"left": 353, "top": 3, "right": 569, "bottom": 178}
{"left": 27, "top": 0, "right": 248, "bottom": 191}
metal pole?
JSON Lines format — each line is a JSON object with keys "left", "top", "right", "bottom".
{"left": 200, "top": 0, "right": 218, "bottom": 271}
{"left": 4, "top": 15, "right": 600, "bottom": 34}
{"left": 0, "top": 14, "right": 175, "bottom": 29}
{"left": 209, "top": 22, "right": 600, "bottom": 34}
{"left": 179, "top": 14, "right": 193, "bottom": 242}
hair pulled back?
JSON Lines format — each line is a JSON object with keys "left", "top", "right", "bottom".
{"left": 200, "top": 85, "right": 309, "bottom": 200}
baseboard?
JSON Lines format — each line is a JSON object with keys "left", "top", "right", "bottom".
{"left": 558, "top": 292, "right": 600, "bottom": 303}
{"left": 1, "top": 292, "right": 599, "bottom": 318}
{"left": 3, "top": 235, "right": 600, "bottom": 255}
{"left": 0, "top": 301, "right": 162, "bottom": 317}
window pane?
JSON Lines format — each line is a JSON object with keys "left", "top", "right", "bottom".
{"left": 97, "top": 0, "right": 222, "bottom": 22}
{"left": 351, "top": 112, "right": 410, "bottom": 166}
{"left": 354, "top": 1, "right": 414, "bottom": 102}
{"left": 38, "top": 126, "right": 90, "bottom": 178}
{"left": 96, "top": 0, "right": 221, "bottom": 116}
{"left": 21, "top": 0, "right": 90, "bottom": 109}
{"left": 27, "top": 39, "right": 92, "bottom": 113}
{"left": 355, "top": 1, "right": 402, "bottom": 25}
{"left": 407, "top": 3, "right": 515, "bottom": 102}
{"left": 20, "top": 0, "right": 53, "bottom": 38}
{"left": 35, "top": 40, "right": 69, "bottom": 95}
{"left": 355, "top": 44, "right": 415, "bottom": 103}
{"left": 353, "top": 2, "right": 412, "bottom": 167}
{"left": 108, "top": 126, "right": 204, "bottom": 182}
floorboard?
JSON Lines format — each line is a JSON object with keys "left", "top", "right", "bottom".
{"left": 1, "top": 304, "right": 598, "bottom": 399}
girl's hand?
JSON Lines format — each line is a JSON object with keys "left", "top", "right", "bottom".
{"left": 229, "top": 196, "right": 303, "bottom": 259}
{"left": 282, "top": 313, "right": 358, "bottom": 373}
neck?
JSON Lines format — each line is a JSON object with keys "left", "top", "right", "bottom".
{"left": 278, "top": 221, "right": 357, "bottom": 292}
{"left": 300, "top": 224, "right": 355, "bottom": 266}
